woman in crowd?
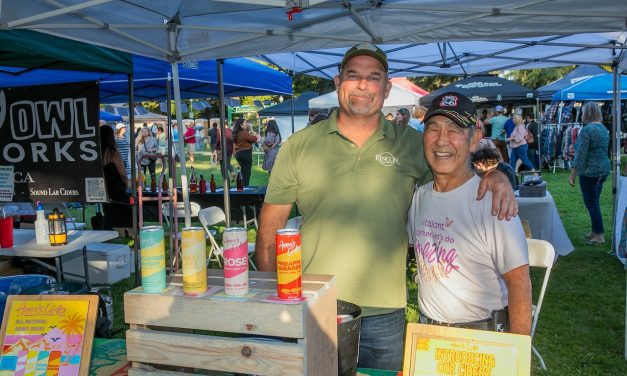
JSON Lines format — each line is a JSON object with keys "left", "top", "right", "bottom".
{"left": 183, "top": 121, "right": 196, "bottom": 162}
{"left": 135, "top": 127, "right": 159, "bottom": 179}
{"left": 262, "top": 120, "right": 282, "bottom": 175}
{"left": 394, "top": 108, "right": 411, "bottom": 126}
{"left": 114, "top": 123, "right": 131, "bottom": 179}
{"left": 506, "top": 114, "right": 535, "bottom": 172}
{"left": 569, "top": 102, "right": 611, "bottom": 245}
{"left": 232, "top": 118, "right": 260, "bottom": 186}
{"left": 100, "top": 126, "right": 131, "bottom": 228}
{"left": 156, "top": 125, "right": 167, "bottom": 148}
{"left": 471, "top": 138, "right": 517, "bottom": 189}
{"left": 216, "top": 122, "right": 234, "bottom": 181}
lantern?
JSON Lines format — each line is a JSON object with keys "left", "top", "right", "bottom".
{"left": 47, "top": 208, "right": 68, "bottom": 246}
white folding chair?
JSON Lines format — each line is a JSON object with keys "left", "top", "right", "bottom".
{"left": 527, "top": 238, "right": 556, "bottom": 370}
{"left": 162, "top": 202, "right": 201, "bottom": 226}
{"left": 198, "top": 206, "right": 257, "bottom": 270}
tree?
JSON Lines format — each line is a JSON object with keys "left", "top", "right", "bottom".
{"left": 292, "top": 74, "right": 335, "bottom": 96}
{"left": 504, "top": 66, "right": 576, "bottom": 89}
{"left": 408, "top": 76, "right": 461, "bottom": 92}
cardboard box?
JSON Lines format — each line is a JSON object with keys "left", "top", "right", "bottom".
{"left": 61, "top": 242, "right": 131, "bottom": 285}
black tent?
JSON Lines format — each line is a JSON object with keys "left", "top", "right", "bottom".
{"left": 536, "top": 65, "right": 607, "bottom": 101}
{"left": 420, "top": 75, "right": 536, "bottom": 108}
{"left": 258, "top": 91, "right": 319, "bottom": 117}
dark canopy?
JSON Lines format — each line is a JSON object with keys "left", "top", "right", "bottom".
{"left": 537, "top": 65, "right": 608, "bottom": 101}
{"left": 420, "top": 75, "right": 536, "bottom": 108}
{"left": 258, "top": 92, "right": 319, "bottom": 117}
{"left": 0, "top": 30, "right": 132, "bottom": 73}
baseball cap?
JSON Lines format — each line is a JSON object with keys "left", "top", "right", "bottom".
{"left": 495, "top": 105, "right": 504, "bottom": 112}
{"left": 115, "top": 122, "right": 126, "bottom": 130}
{"left": 340, "top": 43, "right": 388, "bottom": 72}
{"left": 424, "top": 92, "right": 478, "bottom": 129}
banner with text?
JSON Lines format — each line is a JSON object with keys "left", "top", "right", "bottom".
{"left": 0, "top": 81, "right": 105, "bottom": 203}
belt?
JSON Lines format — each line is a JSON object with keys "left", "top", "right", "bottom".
{"left": 420, "top": 308, "right": 509, "bottom": 332}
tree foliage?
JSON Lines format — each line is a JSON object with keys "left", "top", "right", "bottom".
{"left": 292, "top": 74, "right": 335, "bottom": 97}
{"left": 408, "top": 76, "right": 461, "bottom": 92}
{"left": 504, "top": 66, "right": 576, "bottom": 89}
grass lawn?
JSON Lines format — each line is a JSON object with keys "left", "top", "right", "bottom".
{"left": 102, "top": 151, "right": 626, "bottom": 374}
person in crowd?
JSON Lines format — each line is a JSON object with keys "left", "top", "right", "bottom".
{"left": 100, "top": 125, "right": 132, "bottom": 228}
{"left": 156, "top": 125, "right": 167, "bottom": 148}
{"left": 171, "top": 121, "right": 179, "bottom": 160}
{"left": 385, "top": 112, "right": 394, "bottom": 121}
{"left": 407, "top": 91, "right": 531, "bottom": 335}
{"left": 394, "top": 107, "right": 411, "bottom": 126}
{"left": 183, "top": 121, "right": 196, "bottom": 162}
{"left": 135, "top": 127, "right": 159, "bottom": 179}
{"left": 484, "top": 105, "right": 509, "bottom": 163}
{"left": 114, "top": 123, "right": 131, "bottom": 179}
{"left": 262, "top": 120, "right": 282, "bottom": 175}
{"left": 569, "top": 102, "right": 611, "bottom": 245}
{"left": 216, "top": 122, "right": 234, "bottom": 181}
{"left": 525, "top": 113, "right": 539, "bottom": 169}
{"left": 195, "top": 124, "right": 205, "bottom": 152}
{"left": 479, "top": 109, "right": 491, "bottom": 137}
{"left": 255, "top": 43, "right": 517, "bottom": 371}
{"left": 232, "top": 118, "right": 260, "bottom": 186}
{"left": 411, "top": 106, "right": 427, "bottom": 132}
{"left": 308, "top": 108, "right": 328, "bottom": 126}
{"left": 209, "top": 122, "right": 218, "bottom": 163}
{"left": 507, "top": 114, "right": 535, "bottom": 172}
{"left": 472, "top": 139, "right": 517, "bottom": 189}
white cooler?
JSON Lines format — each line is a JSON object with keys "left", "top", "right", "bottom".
{"left": 61, "top": 242, "right": 131, "bottom": 284}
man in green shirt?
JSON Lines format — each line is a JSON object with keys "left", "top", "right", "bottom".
{"left": 255, "top": 43, "right": 517, "bottom": 371}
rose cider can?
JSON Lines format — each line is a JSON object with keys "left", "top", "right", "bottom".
{"left": 181, "top": 227, "right": 207, "bottom": 296}
{"left": 276, "top": 229, "right": 302, "bottom": 300}
{"left": 139, "top": 226, "right": 166, "bottom": 293}
{"left": 223, "top": 227, "right": 249, "bottom": 295}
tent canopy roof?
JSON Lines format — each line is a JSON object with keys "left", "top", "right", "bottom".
{"left": 258, "top": 92, "right": 318, "bottom": 117}
{"left": 537, "top": 65, "right": 608, "bottom": 100}
{"left": 552, "top": 74, "right": 627, "bottom": 101}
{"left": 2, "top": 1, "right": 625, "bottom": 70}
{"left": 420, "top": 75, "right": 536, "bottom": 107}
{"left": 0, "top": 30, "right": 132, "bottom": 73}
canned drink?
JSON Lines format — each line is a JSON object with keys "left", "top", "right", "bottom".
{"left": 181, "top": 227, "right": 208, "bottom": 296}
{"left": 139, "top": 226, "right": 166, "bottom": 293}
{"left": 276, "top": 229, "right": 302, "bottom": 300}
{"left": 223, "top": 227, "right": 249, "bottom": 295}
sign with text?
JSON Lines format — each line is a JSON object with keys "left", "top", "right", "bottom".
{"left": 0, "top": 82, "right": 104, "bottom": 202}
{"left": 0, "top": 166, "right": 14, "bottom": 202}
{"left": 403, "top": 323, "right": 530, "bottom": 376}
{"left": 0, "top": 295, "right": 98, "bottom": 376}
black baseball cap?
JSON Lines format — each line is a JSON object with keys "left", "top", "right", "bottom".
{"left": 340, "top": 43, "right": 388, "bottom": 72}
{"left": 424, "top": 92, "right": 478, "bottom": 128}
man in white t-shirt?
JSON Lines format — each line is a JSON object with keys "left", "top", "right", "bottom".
{"left": 407, "top": 91, "right": 532, "bottom": 335}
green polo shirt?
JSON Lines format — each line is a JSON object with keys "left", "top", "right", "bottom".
{"left": 265, "top": 111, "right": 431, "bottom": 316}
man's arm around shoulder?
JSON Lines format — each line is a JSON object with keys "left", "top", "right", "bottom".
{"left": 255, "top": 203, "right": 293, "bottom": 271}
{"left": 476, "top": 170, "right": 518, "bottom": 220}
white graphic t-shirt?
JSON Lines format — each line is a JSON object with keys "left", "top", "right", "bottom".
{"left": 407, "top": 175, "right": 528, "bottom": 323}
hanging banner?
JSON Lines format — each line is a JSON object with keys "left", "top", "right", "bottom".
{"left": 0, "top": 81, "right": 105, "bottom": 203}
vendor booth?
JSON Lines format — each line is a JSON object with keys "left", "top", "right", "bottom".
{"left": 258, "top": 91, "right": 318, "bottom": 138}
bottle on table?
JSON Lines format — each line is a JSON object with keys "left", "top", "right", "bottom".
{"left": 199, "top": 174, "right": 207, "bottom": 194}
{"left": 34, "top": 201, "right": 48, "bottom": 245}
{"left": 209, "top": 174, "right": 217, "bottom": 193}
{"left": 236, "top": 170, "right": 244, "bottom": 191}
{"left": 162, "top": 174, "right": 168, "bottom": 191}
{"left": 189, "top": 166, "right": 198, "bottom": 193}
{"left": 150, "top": 173, "right": 157, "bottom": 192}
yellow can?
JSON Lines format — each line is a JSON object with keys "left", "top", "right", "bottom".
{"left": 276, "top": 229, "right": 302, "bottom": 299}
{"left": 181, "top": 227, "right": 208, "bottom": 296}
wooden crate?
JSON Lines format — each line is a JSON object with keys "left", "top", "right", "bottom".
{"left": 124, "top": 270, "right": 337, "bottom": 375}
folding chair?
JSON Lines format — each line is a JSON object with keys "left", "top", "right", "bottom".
{"left": 161, "top": 202, "right": 201, "bottom": 226}
{"left": 198, "top": 206, "right": 257, "bottom": 270}
{"left": 527, "top": 238, "right": 556, "bottom": 370}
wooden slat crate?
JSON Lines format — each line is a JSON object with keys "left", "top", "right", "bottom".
{"left": 124, "top": 270, "right": 337, "bottom": 375}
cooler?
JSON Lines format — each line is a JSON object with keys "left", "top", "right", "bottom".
{"left": 61, "top": 242, "right": 131, "bottom": 284}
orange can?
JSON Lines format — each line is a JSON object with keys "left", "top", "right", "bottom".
{"left": 276, "top": 229, "right": 302, "bottom": 299}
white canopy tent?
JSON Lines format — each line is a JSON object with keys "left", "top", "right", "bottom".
{"left": 309, "top": 82, "right": 425, "bottom": 116}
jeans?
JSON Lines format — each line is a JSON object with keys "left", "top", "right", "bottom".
{"left": 579, "top": 175, "right": 608, "bottom": 234}
{"left": 235, "top": 149, "right": 253, "bottom": 186}
{"left": 509, "top": 144, "right": 534, "bottom": 171}
{"left": 357, "top": 309, "right": 405, "bottom": 371}
{"left": 527, "top": 148, "right": 539, "bottom": 169}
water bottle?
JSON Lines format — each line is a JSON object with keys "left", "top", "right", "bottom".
{"left": 35, "top": 201, "right": 48, "bottom": 245}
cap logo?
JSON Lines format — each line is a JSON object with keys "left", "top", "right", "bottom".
{"left": 439, "top": 95, "right": 458, "bottom": 107}
{"left": 355, "top": 43, "right": 378, "bottom": 52}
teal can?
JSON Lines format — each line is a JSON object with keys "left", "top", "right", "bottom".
{"left": 139, "top": 226, "right": 166, "bottom": 293}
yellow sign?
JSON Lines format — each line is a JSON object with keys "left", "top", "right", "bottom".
{"left": 403, "top": 323, "right": 531, "bottom": 376}
{"left": 0, "top": 295, "right": 98, "bottom": 376}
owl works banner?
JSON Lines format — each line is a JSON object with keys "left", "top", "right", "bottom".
{"left": 0, "top": 81, "right": 105, "bottom": 203}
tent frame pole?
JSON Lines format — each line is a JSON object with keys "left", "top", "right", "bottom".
{"left": 218, "top": 59, "right": 232, "bottom": 226}
{"left": 127, "top": 73, "right": 140, "bottom": 288}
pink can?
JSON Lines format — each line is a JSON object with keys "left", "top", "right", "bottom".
{"left": 223, "top": 227, "right": 249, "bottom": 295}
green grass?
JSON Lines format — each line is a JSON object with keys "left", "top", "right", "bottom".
{"left": 103, "top": 153, "right": 627, "bottom": 374}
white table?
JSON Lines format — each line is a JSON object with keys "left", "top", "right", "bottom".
{"left": 516, "top": 191, "right": 574, "bottom": 256}
{"left": 0, "top": 229, "right": 118, "bottom": 286}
